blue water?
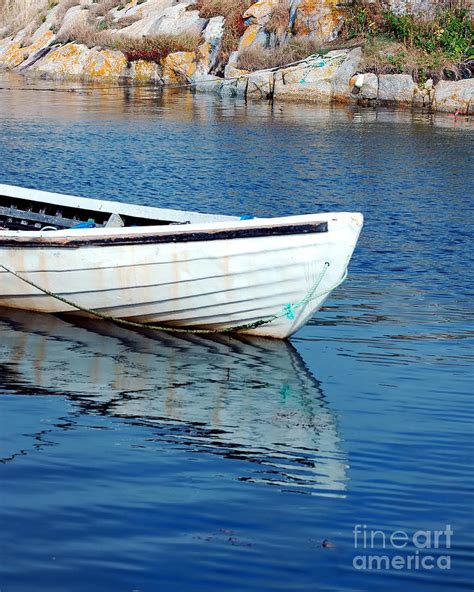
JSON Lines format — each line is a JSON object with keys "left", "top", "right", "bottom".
{"left": 0, "top": 72, "right": 473, "bottom": 592}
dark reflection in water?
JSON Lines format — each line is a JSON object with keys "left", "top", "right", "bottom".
{"left": 0, "top": 308, "right": 346, "bottom": 496}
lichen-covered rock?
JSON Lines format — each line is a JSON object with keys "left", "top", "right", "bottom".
{"left": 378, "top": 74, "right": 416, "bottom": 104}
{"left": 0, "top": 29, "right": 26, "bottom": 68}
{"left": 28, "top": 42, "right": 91, "bottom": 78}
{"left": 126, "top": 59, "right": 162, "bottom": 82}
{"left": 0, "top": 39, "right": 27, "bottom": 68}
{"left": 161, "top": 51, "right": 196, "bottom": 83}
{"left": 238, "top": 24, "right": 259, "bottom": 51}
{"left": 0, "top": 15, "right": 58, "bottom": 70}
{"left": 243, "top": 0, "right": 274, "bottom": 24}
{"left": 247, "top": 69, "right": 274, "bottom": 99}
{"left": 83, "top": 48, "right": 128, "bottom": 78}
{"left": 28, "top": 43, "right": 129, "bottom": 79}
{"left": 239, "top": 0, "right": 276, "bottom": 54}
{"left": 16, "top": 31, "right": 57, "bottom": 71}
{"left": 350, "top": 72, "right": 378, "bottom": 100}
{"left": 293, "top": 0, "right": 343, "bottom": 41}
{"left": 433, "top": 79, "right": 473, "bottom": 115}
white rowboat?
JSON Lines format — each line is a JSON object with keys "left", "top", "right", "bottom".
{"left": 0, "top": 184, "right": 363, "bottom": 339}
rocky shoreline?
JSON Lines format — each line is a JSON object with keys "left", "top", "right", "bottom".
{"left": 0, "top": 0, "right": 472, "bottom": 114}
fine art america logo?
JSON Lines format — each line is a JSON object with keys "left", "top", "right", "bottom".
{"left": 352, "top": 525, "right": 453, "bottom": 571}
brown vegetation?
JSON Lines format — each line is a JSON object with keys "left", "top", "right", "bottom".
{"left": 264, "top": 0, "right": 290, "bottom": 39}
{"left": 88, "top": 0, "right": 121, "bottom": 18}
{"left": 57, "top": 20, "right": 201, "bottom": 62}
{"left": 113, "top": 32, "right": 201, "bottom": 61}
{"left": 111, "top": 13, "right": 141, "bottom": 29}
{"left": 53, "top": 0, "right": 81, "bottom": 26}
{"left": 56, "top": 20, "right": 110, "bottom": 45}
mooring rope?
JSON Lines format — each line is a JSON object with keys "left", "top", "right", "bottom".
{"left": 0, "top": 261, "right": 345, "bottom": 335}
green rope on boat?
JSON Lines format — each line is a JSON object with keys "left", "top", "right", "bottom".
{"left": 0, "top": 261, "right": 342, "bottom": 335}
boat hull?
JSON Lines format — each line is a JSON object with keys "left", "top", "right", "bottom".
{"left": 0, "top": 213, "right": 363, "bottom": 338}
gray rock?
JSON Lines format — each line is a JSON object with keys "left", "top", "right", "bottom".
{"left": 112, "top": 0, "right": 175, "bottom": 20}
{"left": 220, "top": 76, "right": 248, "bottom": 97}
{"left": 273, "top": 53, "right": 347, "bottom": 103}
{"left": 350, "top": 72, "right": 378, "bottom": 100}
{"left": 433, "top": 79, "right": 474, "bottom": 115}
{"left": 360, "top": 72, "right": 378, "bottom": 99}
{"left": 154, "top": 5, "right": 208, "bottom": 36}
{"left": 274, "top": 73, "right": 333, "bottom": 102}
{"left": 331, "top": 47, "right": 362, "bottom": 100}
{"left": 120, "top": 2, "right": 207, "bottom": 38}
{"left": 247, "top": 70, "right": 274, "bottom": 100}
{"left": 378, "top": 74, "right": 416, "bottom": 103}
{"left": 203, "top": 16, "right": 224, "bottom": 71}
{"left": 194, "top": 74, "right": 222, "bottom": 93}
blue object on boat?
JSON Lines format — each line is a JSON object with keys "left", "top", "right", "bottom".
{"left": 71, "top": 221, "right": 96, "bottom": 229}
{"left": 240, "top": 214, "right": 255, "bottom": 220}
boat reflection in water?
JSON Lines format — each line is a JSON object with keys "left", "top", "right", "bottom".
{"left": 0, "top": 308, "right": 347, "bottom": 496}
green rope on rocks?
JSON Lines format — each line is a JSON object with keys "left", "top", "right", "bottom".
{"left": 0, "top": 261, "right": 342, "bottom": 335}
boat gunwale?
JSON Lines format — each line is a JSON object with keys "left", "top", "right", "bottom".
{"left": 0, "top": 221, "right": 329, "bottom": 248}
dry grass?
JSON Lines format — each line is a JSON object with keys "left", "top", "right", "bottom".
{"left": 56, "top": 19, "right": 109, "bottom": 45}
{"left": 57, "top": 21, "right": 201, "bottom": 62}
{"left": 111, "top": 13, "right": 141, "bottom": 29}
{"left": 192, "top": 0, "right": 233, "bottom": 19}
{"left": 55, "top": 0, "right": 134, "bottom": 40}
{"left": 264, "top": 0, "right": 290, "bottom": 38}
{"left": 53, "top": 0, "right": 81, "bottom": 26}
{"left": 0, "top": 0, "right": 49, "bottom": 32}
{"left": 53, "top": 0, "right": 124, "bottom": 33}
{"left": 112, "top": 32, "right": 201, "bottom": 61}
{"left": 237, "top": 37, "right": 324, "bottom": 71}
{"left": 88, "top": 0, "right": 122, "bottom": 18}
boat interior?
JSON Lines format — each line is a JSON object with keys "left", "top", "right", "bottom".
{"left": 0, "top": 184, "right": 237, "bottom": 231}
